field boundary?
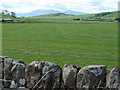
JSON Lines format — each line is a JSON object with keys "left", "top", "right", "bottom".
{"left": 0, "top": 50, "right": 118, "bottom": 60}
{"left": 0, "top": 56, "right": 119, "bottom": 89}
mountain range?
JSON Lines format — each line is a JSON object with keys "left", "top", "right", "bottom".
{"left": 16, "top": 9, "right": 86, "bottom": 17}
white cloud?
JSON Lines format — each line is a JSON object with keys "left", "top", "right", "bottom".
{"left": 0, "top": 0, "right": 119, "bottom": 13}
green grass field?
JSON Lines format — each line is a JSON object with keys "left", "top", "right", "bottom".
{"left": 2, "top": 22, "right": 118, "bottom": 70}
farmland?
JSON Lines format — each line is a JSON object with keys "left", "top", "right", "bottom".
{"left": 24, "top": 11, "right": 118, "bottom": 22}
{"left": 2, "top": 22, "right": 118, "bottom": 70}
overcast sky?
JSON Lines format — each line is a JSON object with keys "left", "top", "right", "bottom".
{"left": 0, "top": 0, "right": 119, "bottom": 14}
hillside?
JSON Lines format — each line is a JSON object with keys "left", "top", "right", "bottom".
{"left": 16, "top": 9, "right": 85, "bottom": 17}
{"left": 1, "top": 11, "right": 118, "bottom": 23}
{"left": 0, "top": 14, "right": 17, "bottom": 20}
{"left": 35, "top": 13, "right": 75, "bottom": 17}
{"left": 0, "top": 14, "right": 20, "bottom": 21}
{"left": 81, "top": 11, "right": 118, "bottom": 20}
{"left": 30, "top": 11, "right": 118, "bottom": 21}
{"left": 67, "top": 11, "right": 118, "bottom": 20}
{"left": 94, "top": 11, "right": 118, "bottom": 19}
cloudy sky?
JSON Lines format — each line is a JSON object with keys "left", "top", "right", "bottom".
{"left": 0, "top": 0, "right": 119, "bottom": 14}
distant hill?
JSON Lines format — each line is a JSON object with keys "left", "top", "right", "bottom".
{"left": 71, "top": 11, "right": 118, "bottom": 20}
{"left": 35, "top": 13, "right": 75, "bottom": 17}
{"left": 94, "top": 11, "right": 118, "bottom": 18}
{"left": 30, "top": 11, "right": 118, "bottom": 20}
{"left": 16, "top": 9, "right": 86, "bottom": 17}
{"left": 1, "top": 10, "right": 118, "bottom": 22}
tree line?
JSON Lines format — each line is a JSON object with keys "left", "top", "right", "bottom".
{"left": 0, "top": 9, "right": 16, "bottom": 18}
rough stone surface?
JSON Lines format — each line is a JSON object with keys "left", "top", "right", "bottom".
{"left": 106, "top": 67, "right": 120, "bottom": 89}
{"left": 4, "top": 58, "right": 14, "bottom": 88}
{"left": 17, "top": 87, "right": 29, "bottom": 90}
{"left": 76, "top": 65, "right": 107, "bottom": 89}
{"left": 0, "top": 57, "right": 3, "bottom": 89}
{"left": 2, "top": 87, "right": 29, "bottom": 90}
{"left": 1, "top": 56, "right": 120, "bottom": 90}
{"left": 25, "top": 61, "right": 41, "bottom": 89}
{"left": 62, "top": 63, "right": 81, "bottom": 89}
{"left": 38, "top": 61, "right": 62, "bottom": 90}
{"left": 10, "top": 81, "right": 18, "bottom": 88}
{"left": 13, "top": 60, "right": 26, "bottom": 66}
{"left": 11, "top": 63, "right": 26, "bottom": 88}
{"left": 0, "top": 56, "right": 8, "bottom": 89}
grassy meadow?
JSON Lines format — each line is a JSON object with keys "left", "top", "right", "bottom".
{"left": 2, "top": 22, "right": 118, "bottom": 70}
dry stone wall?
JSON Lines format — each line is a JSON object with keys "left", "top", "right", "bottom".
{"left": 0, "top": 56, "right": 120, "bottom": 90}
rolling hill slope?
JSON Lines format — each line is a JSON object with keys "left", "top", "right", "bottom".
{"left": 0, "top": 14, "right": 19, "bottom": 20}
{"left": 30, "top": 11, "right": 118, "bottom": 21}
{"left": 35, "top": 13, "right": 75, "bottom": 17}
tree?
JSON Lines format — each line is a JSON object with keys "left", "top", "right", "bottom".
{"left": 2, "top": 19, "right": 5, "bottom": 23}
{"left": 5, "top": 10, "right": 10, "bottom": 16}
{"left": 113, "top": 17, "right": 120, "bottom": 22}
{"left": 1, "top": 10, "right": 5, "bottom": 15}
{"left": 11, "top": 12, "right": 16, "bottom": 18}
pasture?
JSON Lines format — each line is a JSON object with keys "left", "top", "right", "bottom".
{"left": 2, "top": 22, "right": 118, "bottom": 70}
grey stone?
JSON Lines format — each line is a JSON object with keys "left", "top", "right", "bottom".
{"left": 76, "top": 65, "right": 107, "bottom": 89}
{"left": 29, "top": 61, "right": 39, "bottom": 67}
{"left": 0, "top": 56, "right": 8, "bottom": 89}
{"left": 17, "top": 87, "right": 29, "bottom": 90}
{"left": 0, "top": 74, "right": 2, "bottom": 84}
{"left": 106, "top": 67, "right": 120, "bottom": 89}
{"left": 0, "top": 64, "right": 2, "bottom": 74}
{"left": 11, "top": 63, "right": 26, "bottom": 88}
{"left": 60, "top": 80, "right": 66, "bottom": 90}
{"left": 12, "top": 60, "right": 26, "bottom": 66}
{"left": 38, "top": 61, "right": 62, "bottom": 90}
{"left": 25, "top": 61, "right": 41, "bottom": 89}
{"left": 0, "top": 57, "right": 4, "bottom": 89}
{"left": 10, "top": 81, "right": 18, "bottom": 88}
{"left": 0, "top": 56, "right": 8, "bottom": 60}
{"left": 2, "top": 87, "right": 29, "bottom": 90}
{"left": 62, "top": 63, "right": 81, "bottom": 89}
{"left": 38, "top": 61, "right": 45, "bottom": 70}
{"left": 2, "top": 88, "right": 16, "bottom": 90}
{"left": 0, "top": 56, "right": 8, "bottom": 74}
{"left": 4, "top": 58, "right": 14, "bottom": 88}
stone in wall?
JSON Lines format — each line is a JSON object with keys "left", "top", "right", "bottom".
{"left": 25, "top": 61, "right": 62, "bottom": 90}
{"left": 0, "top": 56, "right": 8, "bottom": 89}
{"left": 4, "top": 57, "right": 14, "bottom": 88}
{"left": 62, "top": 63, "right": 81, "bottom": 89}
{"left": 12, "top": 60, "right": 26, "bottom": 66}
{"left": 106, "top": 67, "right": 120, "bottom": 89}
{"left": 2, "top": 87, "right": 29, "bottom": 90}
{"left": 11, "top": 62, "right": 26, "bottom": 88}
{"left": 17, "top": 87, "right": 29, "bottom": 90}
{"left": 76, "top": 65, "right": 107, "bottom": 89}
{"left": 38, "top": 61, "right": 62, "bottom": 90}
{"left": 1, "top": 56, "right": 120, "bottom": 90}
{"left": 25, "top": 61, "right": 41, "bottom": 89}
